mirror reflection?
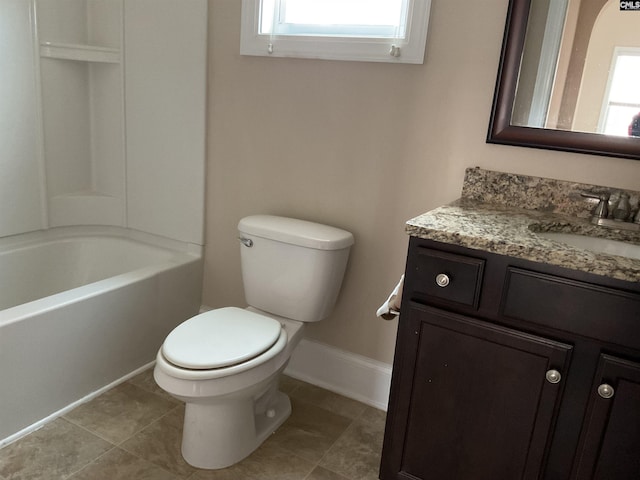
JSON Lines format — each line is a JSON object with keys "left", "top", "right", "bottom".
{"left": 512, "top": 0, "right": 640, "bottom": 138}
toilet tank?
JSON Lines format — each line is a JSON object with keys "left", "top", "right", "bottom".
{"left": 238, "top": 215, "right": 354, "bottom": 323}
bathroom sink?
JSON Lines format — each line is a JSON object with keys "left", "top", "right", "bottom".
{"left": 537, "top": 232, "right": 640, "bottom": 260}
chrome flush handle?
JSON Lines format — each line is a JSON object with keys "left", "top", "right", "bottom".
{"left": 239, "top": 237, "right": 253, "bottom": 248}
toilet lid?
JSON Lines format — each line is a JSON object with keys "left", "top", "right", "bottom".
{"left": 162, "top": 307, "right": 283, "bottom": 370}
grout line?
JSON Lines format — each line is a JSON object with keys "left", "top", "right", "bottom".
{"left": 117, "top": 401, "right": 183, "bottom": 448}
{"left": 115, "top": 421, "right": 195, "bottom": 480}
{"left": 116, "top": 403, "right": 183, "bottom": 464}
{"left": 64, "top": 420, "right": 118, "bottom": 446}
{"left": 63, "top": 445, "right": 118, "bottom": 479}
{"left": 62, "top": 381, "right": 181, "bottom": 448}
{"left": 300, "top": 463, "right": 318, "bottom": 480}
{"left": 58, "top": 417, "right": 119, "bottom": 446}
{"left": 114, "top": 389, "right": 183, "bottom": 446}
{"left": 312, "top": 414, "right": 358, "bottom": 478}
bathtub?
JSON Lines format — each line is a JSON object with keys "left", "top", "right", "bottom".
{"left": 0, "top": 226, "right": 203, "bottom": 445}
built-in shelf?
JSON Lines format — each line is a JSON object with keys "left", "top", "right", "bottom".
{"left": 40, "top": 42, "right": 120, "bottom": 63}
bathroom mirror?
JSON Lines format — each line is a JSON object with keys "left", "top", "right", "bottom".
{"left": 487, "top": 0, "right": 640, "bottom": 161}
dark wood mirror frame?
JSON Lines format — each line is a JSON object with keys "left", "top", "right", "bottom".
{"left": 487, "top": 0, "right": 640, "bottom": 161}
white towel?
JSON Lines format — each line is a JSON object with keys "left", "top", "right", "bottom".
{"left": 376, "top": 274, "right": 404, "bottom": 320}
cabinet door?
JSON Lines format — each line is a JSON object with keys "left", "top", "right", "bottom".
{"left": 571, "top": 355, "right": 640, "bottom": 480}
{"left": 382, "top": 303, "right": 572, "bottom": 480}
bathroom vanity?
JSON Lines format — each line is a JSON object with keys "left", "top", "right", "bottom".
{"left": 380, "top": 169, "right": 640, "bottom": 480}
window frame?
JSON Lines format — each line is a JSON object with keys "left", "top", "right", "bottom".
{"left": 598, "top": 47, "right": 640, "bottom": 135}
{"left": 240, "top": 0, "right": 432, "bottom": 64}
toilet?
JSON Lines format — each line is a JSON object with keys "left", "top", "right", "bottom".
{"left": 154, "top": 215, "right": 354, "bottom": 469}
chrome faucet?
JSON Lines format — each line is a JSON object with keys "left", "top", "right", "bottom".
{"left": 582, "top": 191, "right": 640, "bottom": 232}
{"left": 581, "top": 192, "right": 609, "bottom": 220}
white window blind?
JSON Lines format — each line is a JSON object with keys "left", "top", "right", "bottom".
{"left": 240, "top": 0, "right": 431, "bottom": 64}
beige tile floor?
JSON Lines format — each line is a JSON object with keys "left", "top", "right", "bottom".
{"left": 0, "top": 370, "right": 386, "bottom": 480}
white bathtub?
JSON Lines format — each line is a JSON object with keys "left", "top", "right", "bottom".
{"left": 0, "top": 226, "right": 203, "bottom": 445}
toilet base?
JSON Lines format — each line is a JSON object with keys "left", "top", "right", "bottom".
{"left": 181, "top": 389, "right": 292, "bottom": 469}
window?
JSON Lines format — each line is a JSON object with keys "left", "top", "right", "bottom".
{"left": 599, "top": 48, "right": 640, "bottom": 136}
{"left": 240, "top": 0, "right": 431, "bottom": 64}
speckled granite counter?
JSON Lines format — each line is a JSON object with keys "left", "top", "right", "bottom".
{"left": 406, "top": 168, "right": 640, "bottom": 283}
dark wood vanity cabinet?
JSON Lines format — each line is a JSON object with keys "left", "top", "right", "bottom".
{"left": 390, "top": 304, "right": 571, "bottom": 479}
{"left": 380, "top": 237, "right": 640, "bottom": 480}
{"left": 571, "top": 355, "right": 640, "bottom": 479}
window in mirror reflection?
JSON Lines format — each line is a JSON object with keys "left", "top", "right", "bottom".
{"left": 600, "top": 49, "right": 640, "bottom": 136}
{"left": 513, "top": 0, "right": 640, "bottom": 137}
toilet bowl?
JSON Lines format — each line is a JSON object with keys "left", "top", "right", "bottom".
{"left": 154, "top": 307, "right": 305, "bottom": 469}
{"left": 153, "top": 216, "right": 353, "bottom": 469}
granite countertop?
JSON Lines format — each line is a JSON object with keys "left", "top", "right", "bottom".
{"left": 406, "top": 170, "right": 640, "bottom": 284}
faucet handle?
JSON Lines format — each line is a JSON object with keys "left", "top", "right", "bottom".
{"left": 581, "top": 191, "right": 610, "bottom": 201}
{"left": 581, "top": 192, "right": 610, "bottom": 219}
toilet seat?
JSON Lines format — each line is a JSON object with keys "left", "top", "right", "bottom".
{"left": 162, "top": 307, "right": 283, "bottom": 370}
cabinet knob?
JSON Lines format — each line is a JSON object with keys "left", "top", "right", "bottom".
{"left": 597, "top": 383, "right": 615, "bottom": 399}
{"left": 545, "top": 369, "right": 561, "bottom": 384}
{"left": 435, "top": 273, "right": 450, "bottom": 288}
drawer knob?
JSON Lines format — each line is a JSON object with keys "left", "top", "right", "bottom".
{"left": 435, "top": 273, "right": 450, "bottom": 287}
{"left": 545, "top": 369, "right": 561, "bottom": 384}
{"left": 597, "top": 383, "right": 615, "bottom": 399}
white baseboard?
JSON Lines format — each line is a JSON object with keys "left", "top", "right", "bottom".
{"left": 284, "top": 338, "right": 392, "bottom": 411}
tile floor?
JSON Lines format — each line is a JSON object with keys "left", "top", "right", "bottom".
{"left": 0, "top": 370, "right": 386, "bottom": 480}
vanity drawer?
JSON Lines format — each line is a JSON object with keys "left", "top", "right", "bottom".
{"left": 503, "top": 268, "right": 640, "bottom": 350}
{"left": 410, "top": 247, "right": 485, "bottom": 308}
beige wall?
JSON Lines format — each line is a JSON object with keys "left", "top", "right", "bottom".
{"left": 203, "top": 0, "right": 640, "bottom": 364}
